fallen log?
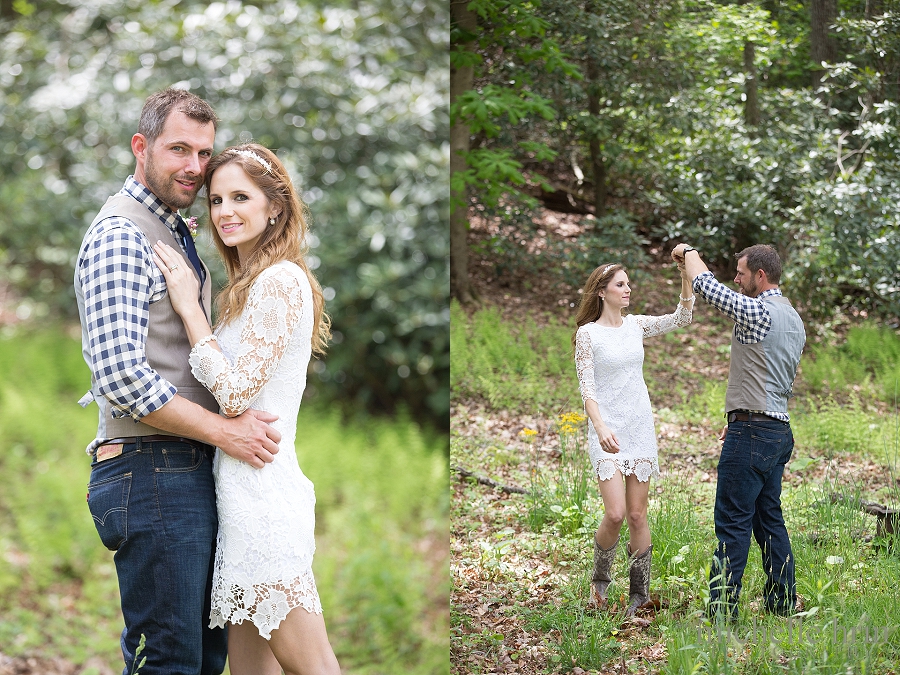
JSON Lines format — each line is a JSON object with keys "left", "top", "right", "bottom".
{"left": 830, "top": 493, "right": 899, "bottom": 537}
{"left": 452, "top": 465, "right": 531, "bottom": 495}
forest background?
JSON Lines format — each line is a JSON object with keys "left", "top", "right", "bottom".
{"left": 451, "top": 0, "right": 900, "bottom": 673}
{"left": 0, "top": 1, "right": 449, "bottom": 674}
{"left": 451, "top": 0, "right": 900, "bottom": 312}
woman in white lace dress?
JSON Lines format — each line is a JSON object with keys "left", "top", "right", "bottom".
{"left": 572, "top": 262, "right": 694, "bottom": 616}
{"left": 152, "top": 144, "right": 340, "bottom": 675}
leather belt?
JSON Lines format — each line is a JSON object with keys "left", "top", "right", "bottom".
{"left": 727, "top": 411, "right": 786, "bottom": 424}
{"left": 102, "top": 435, "right": 201, "bottom": 445}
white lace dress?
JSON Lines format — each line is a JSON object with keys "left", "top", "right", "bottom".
{"left": 574, "top": 304, "right": 692, "bottom": 482}
{"left": 188, "top": 260, "right": 322, "bottom": 640}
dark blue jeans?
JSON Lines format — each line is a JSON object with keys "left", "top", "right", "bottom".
{"left": 708, "top": 419, "right": 796, "bottom": 621}
{"left": 87, "top": 437, "right": 227, "bottom": 675}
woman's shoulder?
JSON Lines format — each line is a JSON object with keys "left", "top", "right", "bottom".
{"left": 246, "top": 261, "right": 308, "bottom": 301}
{"left": 256, "top": 260, "right": 309, "bottom": 286}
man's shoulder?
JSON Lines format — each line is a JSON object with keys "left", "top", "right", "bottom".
{"left": 78, "top": 214, "right": 151, "bottom": 270}
{"left": 82, "top": 214, "right": 146, "bottom": 247}
{"left": 765, "top": 292, "right": 805, "bottom": 323}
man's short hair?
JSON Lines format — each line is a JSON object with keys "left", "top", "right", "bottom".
{"left": 736, "top": 244, "right": 782, "bottom": 284}
{"left": 138, "top": 88, "right": 218, "bottom": 144}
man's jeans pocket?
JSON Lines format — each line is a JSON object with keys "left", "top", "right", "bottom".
{"left": 749, "top": 426, "right": 788, "bottom": 476}
{"left": 87, "top": 472, "right": 132, "bottom": 551}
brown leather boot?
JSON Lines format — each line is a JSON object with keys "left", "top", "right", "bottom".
{"left": 588, "top": 534, "right": 619, "bottom": 609}
{"left": 625, "top": 543, "right": 653, "bottom": 617}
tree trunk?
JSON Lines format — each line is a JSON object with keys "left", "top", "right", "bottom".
{"left": 810, "top": 0, "right": 837, "bottom": 89}
{"left": 585, "top": 55, "right": 607, "bottom": 219}
{"left": 865, "top": 0, "right": 881, "bottom": 20}
{"left": 450, "top": 0, "right": 476, "bottom": 304}
{"left": 864, "top": 0, "right": 889, "bottom": 100}
{"left": 743, "top": 41, "right": 759, "bottom": 128}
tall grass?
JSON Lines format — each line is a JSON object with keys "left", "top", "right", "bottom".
{"left": 296, "top": 409, "right": 449, "bottom": 674}
{"left": 450, "top": 301, "right": 576, "bottom": 413}
{"left": 0, "top": 328, "right": 448, "bottom": 674}
{"left": 803, "top": 322, "right": 900, "bottom": 403}
{"left": 525, "top": 413, "right": 597, "bottom": 535}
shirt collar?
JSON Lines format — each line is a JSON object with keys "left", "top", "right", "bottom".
{"left": 122, "top": 175, "right": 184, "bottom": 234}
{"left": 757, "top": 288, "right": 782, "bottom": 300}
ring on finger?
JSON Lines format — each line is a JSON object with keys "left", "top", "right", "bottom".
{"left": 169, "top": 265, "right": 179, "bottom": 271}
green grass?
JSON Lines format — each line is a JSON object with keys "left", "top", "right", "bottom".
{"left": 450, "top": 301, "right": 577, "bottom": 413}
{"left": 675, "top": 379, "right": 728, "bottom": 425}
{"left": 0, "top": 327, "right": 448, "bottom": 674}
{"left": 803, "top": 322, "right": 900, "bottom": 404}
{"left": 515, "top": 467, "right": 900, "bottom": 673}
{"left": 452, "top": 307, "right": 900, "bottom": 674}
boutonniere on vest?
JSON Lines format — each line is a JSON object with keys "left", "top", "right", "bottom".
{"left": 186, "top": 216, "right": 199, "bottom": 238}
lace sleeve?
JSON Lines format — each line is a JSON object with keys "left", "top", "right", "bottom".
{"left": 189, "top": 268, "right": 304, "bottom": 417}
{"left": 633, "top": 300, "right": 693, "bottom": 339}
{"left": 574, "top": 327, "right": 599, "bottom": 405}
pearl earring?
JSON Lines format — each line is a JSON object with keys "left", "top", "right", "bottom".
{"left": 269, "top": 217, "right": 276, "bottom": 225}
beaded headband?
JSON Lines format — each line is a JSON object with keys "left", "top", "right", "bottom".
{"left": 601, "top": 264, "right": 617, "bottom": 276}
{"left": 228, "top": 148, "right": 272, "bottom": 173}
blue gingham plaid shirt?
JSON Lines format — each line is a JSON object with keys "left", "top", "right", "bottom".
{"left": 693, "top": 271, "right": 790, "bottom": 422}
{"left": 76, "top": 176, "right": 194, "bottom": 426}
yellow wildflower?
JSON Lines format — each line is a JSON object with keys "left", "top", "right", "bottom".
{"left": 558, "top": 411, "right": 587, "bottom": 424}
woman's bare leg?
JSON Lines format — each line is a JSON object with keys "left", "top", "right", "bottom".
{"left": 226, "top": 620, "right": 281, "bottom": 675}
{"left": 267, "top": 606, "right": 341, "bottom": 675}
{"left": 624, "top": 473, "right": 651, "bottom": 553}
{"left": 595, "top": 470, "right": 626, "bottom": 547}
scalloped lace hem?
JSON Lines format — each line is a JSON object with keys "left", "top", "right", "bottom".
{"left": 595, "top": 457, "right": 659, "bottom": 483}
{"left": 209, "top": 569, "right": 323, "bottom": 640}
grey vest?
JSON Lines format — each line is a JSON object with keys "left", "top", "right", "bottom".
{"left": 725, "top": 295, "right": 805, "bottom": 415}
{"left": 75, "top": 192, "right": 219, "bottom": 439}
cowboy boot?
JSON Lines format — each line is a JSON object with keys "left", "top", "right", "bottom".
{"left": 588, "top": 534, "right": 619, "bottom": 609}
{"left": 625, "top": 543, "right": 653, "bottom": 617}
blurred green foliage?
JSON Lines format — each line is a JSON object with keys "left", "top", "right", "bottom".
{"left": 0, "top": 327, "right": 448, "bottom": 671}
{"left": 0, "top": 0, "right": 448, "bottom": 430}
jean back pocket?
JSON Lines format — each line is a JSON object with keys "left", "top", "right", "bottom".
{"left": 87, "top": 472, "right": 132, "bottom": 551}
{"left": 749, "top": 428, "right": 787, "bottom": 476}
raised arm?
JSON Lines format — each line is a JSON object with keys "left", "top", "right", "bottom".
{"left": 189, "top": 268, "right": 304, "bottom": 417}
{"left": 671, "top": 242, "right": 768, "bottom": 334}
{"left": 634, "top": 269, "right": 695, "bottom": 338}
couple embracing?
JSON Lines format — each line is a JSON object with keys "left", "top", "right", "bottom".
{"left": 75, "top": 88, "right": 341, "bottom": 674}
{"left": 572, "top": 244, "right": 805, "bottom": 623}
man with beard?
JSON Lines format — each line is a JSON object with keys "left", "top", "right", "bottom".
{"left": 75, "top": 88, "right": 282, "bottom": 674}
{"left": 670, "top": 243, "right": 805, "bottom": 623}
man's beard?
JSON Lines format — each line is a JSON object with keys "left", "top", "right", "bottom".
{"left": 740, "top": 278, "right": 758, "bottom": 297}
{"left": 145, "top": 151, "right": 200, "bottom": 211}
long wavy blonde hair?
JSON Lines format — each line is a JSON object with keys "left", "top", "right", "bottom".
{"left": 204, "top": 143, "right": 331, "bottom": 355}
{"left": 571, "top": 263, "right": 625, "bottom": 348}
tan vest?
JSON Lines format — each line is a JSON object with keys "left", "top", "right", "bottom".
{"left": 75, "top": 191, "right": 220, "bottom": 439}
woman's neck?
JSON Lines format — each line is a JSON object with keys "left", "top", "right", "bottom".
{"left": 596, "top": 308, "right": 624, "bottom": 327}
